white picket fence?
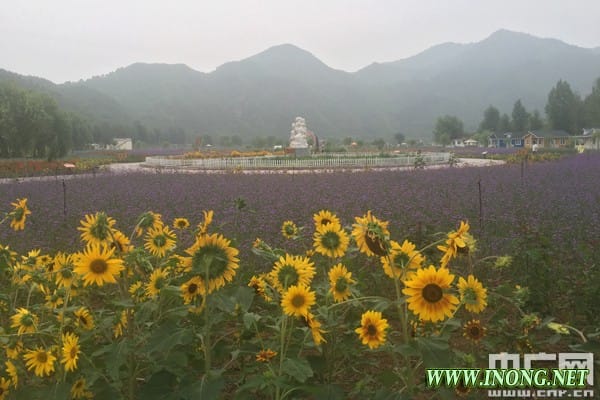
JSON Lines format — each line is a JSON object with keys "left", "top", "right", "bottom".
{"left": 144, "top": 153, "right": 450, "bottom": 170}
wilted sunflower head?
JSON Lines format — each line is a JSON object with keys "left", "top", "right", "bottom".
{"left": 352, "top": 211, "right": 390, "bottom": 257}
{"left": 463, "top": 319, "right": 486, "bottom": 342}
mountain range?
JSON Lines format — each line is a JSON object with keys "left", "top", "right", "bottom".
{"left": 2, "top": 29, "right": 599, "bottom": 141}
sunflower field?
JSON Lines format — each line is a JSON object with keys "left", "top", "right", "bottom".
{"left": 1, "top": 153, "right": 599, "bottom": 399}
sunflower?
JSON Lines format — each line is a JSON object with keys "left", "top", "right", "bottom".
{"left": 281, "top": 220, "right": 299, "bottom": 239}
{"left": 10, "top": 308, "right": 38, "bottom": 335}
{"left": 268, "top": 254, "right": 315, "bottom": 293}
{"left": 5, "top": 341, "right": 22, "bottom": 360}
{"left": 355, "top": 310, "right": 389, "bottom": 349}
{"left": 113, "top": 310, "right": 132, "bottom": 338}
{"left": 39, "top": 253, "right": 53, "bottom": 269}
{"left": 403, "top": 265, "right": 459, "bottom": 322}
{"left": 20, "top": 249, "right": 40, "bottom": 269}
{"left": 0, "top": 244, "right": 17, "bottom": 270}
{"left": 256, "top": 349, "right": 277, "bottom": 362}
{"left": 197, "top": 210, "right": 214, "bottom": 236}
{"left": 128, "top": 281, "right": 146, "bottom": 302}
{"left": 135, "top": 211, "right": 163, "bottom": 237}
{"left": 303, "top": 313, "right": 326, "bottom": 346}
{"left": 60, "top": 333, "right": 80, "bottom": 372}
{"left": 0, "top": 377, "right": 9, "bottom": 399}
{"left": 313, "top": 209, "right": 340, "bottom": 228}
{"left": 5, "top": 360, "right": 17, "bottom": 388}
{"left": 77, "top": 212, "right": 116, "bottom": 245}
{"left": 173, "top": 217, "right": 190, "bottom": 230}
{"left": 145, "top": 268, "right": 169, "bottom": 298}
{"left": 74, "top": 307, "right": 95, "bottom": 330}
{"left": 71, "top": 378, "right": 91, "bottom": 399}
{"left": 381, "top": 240, "right": 425, "bottom": 280}
{"left": 248, "top": 274, "right": 272, "bottom": 302}
{"left": 9, "top": 198, "right": 31, "bottom": 231}
{"left": 55, "top": 266, "right": 77, "bottom": 291}
{"left": 463, "top": 319, "right": 487, "bottom": 341}
{"left": 437, "top": 221, "right": 470, "bottom": 268}
{"left": 281, "top": 285, "right": 316, "bottom": 317}
{"left": 144, "top": 224, "right": 177, "bottom": 257}
{"left": 23, "top": 347, "right": 56, "bottom": 377}
{"left": 352, "top": 211, "right": 390, "bottom": 257}
{"left": 313, "top": 222, "right": 349, "bottom": 258}
{"left": 181, "top": 276, "right": 203, "bottom": 304}
{"left": 183, "top": 233, "right": 239, "bottom": 294}
{"left": 43, "top": 289, "right": 64, "bottom": 309}
{"left": 73, "top": 243, "right": 124, "bottom": 286}
{"left": 328, "top": 263, "right": 355, "bottom": 302}
{"left": 110, "top": 230, "right": 132, "bottom": 253}
{"left": 457, "top": 275, "right": 488, "bottom": 313}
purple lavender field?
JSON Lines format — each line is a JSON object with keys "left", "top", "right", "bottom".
{"left": 2, "top": 153, "right": 599, "bottom": 323}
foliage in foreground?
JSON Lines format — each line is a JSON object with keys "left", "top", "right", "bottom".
{"left": 1, "top": 198, "right": 597, "bottom": 400}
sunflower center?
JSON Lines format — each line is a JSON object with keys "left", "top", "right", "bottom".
{"left": 70, "top": 346, "right": 78, "bottom": 358}
{"left": 153, "top": 235, "right": 167, "bottom": 248}
{"left": 21, "top": 313, "right": 34, "bottom": 327}
{"left": 61, "top": 269, "right": 73, "bottom": 279}
{"left": 457, "top": 244, "right": 469, "bottom": 255}
{"left": 188, "top": 283, "right": 198, "bottom": 294}
{"left": 277, "top": 264, "right": 300, "bottom": 289}
{"left": 422, "top": 283, "right": 443, "bottom": 303}
{"left": 366, "top": 324, "right": 377, "bottom": 336}
{"left": 321, "top": 231, "right": 341, "bottom": 250}
{"left": 90, "top": 214, "right": 111, "bottom": 241}
{"left": 191, "top": 245, "right": 229, "bottom": 280}
{"left": 469, "top": 326, "right": 481, "bottom": 337}
{"left": 291, "top": 294, "right": 305, "bottom": 308}
{"left": 154, "top": 276, "right": 166, "bottom": 290}
{"left": 393, "top": 253, "right": 410, "bottom": 268}
{"left": 13, "top": 208, "right": 25, "bottom": 222}
{"left": 36, "top": 351, "right": 48, "bottom": 363}
{"left": 90, "top": 259, "right": 108, "bottom": 274}
{"left": 284, "top": 224, "right": 296, "bottom": 236}
{"left": 320, "top": 218, "right": 331, "bottom": 226}
{"left": 335, "top": 276, "right": 348, "bottom": 293}
{"left": 463, "top": 287, "right": 478, "bottom": 304}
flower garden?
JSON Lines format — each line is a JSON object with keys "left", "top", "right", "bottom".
{"left": 0, "top": 153, "right": 599, "bottom": 399}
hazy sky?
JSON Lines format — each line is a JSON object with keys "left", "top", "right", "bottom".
{"left": 2, "top": 0, "right": 600, "bottom": 83}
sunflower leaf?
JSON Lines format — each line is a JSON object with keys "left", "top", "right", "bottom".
{"left": 416, "top": 336, "right": 452, "bottom": 368}
{"left": 282, "top": 357, "right": 313, "bottom": 383}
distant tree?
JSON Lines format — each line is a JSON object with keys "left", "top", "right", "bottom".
{"left": 511, "top": 99, "right": 530, "bottom": 132}
{"left": 393, "top": 132, "right": 406, "bottom": 144}
{"left": 498, "top": 113, "right": 511, "bottom": 133}
{"left": 231, "top": 135, "right": 243, "bottom": 147}
{"left": 219, "top": 135, "right": 232, "bottom": 147}
{"left": 342, "top": 137, "right": 353, "bottom": 146}
{"left": 479, "top": 105, "right": 500, "bottom": 133}
{"left": 472, "top": 130, "right": 492, "bottom": 147}
{"left": 545, "top": 79, "right": 583, "bottom": 134}
{"left": 69, "top": 113, "right": 92, "bottom": 150}
{"left": 372, "top": 138, "right": 386, "bottom": 150}
{"left": 583, "top": 77, "right": 600, "bottom": 128}
{"left": 528, "top": 110, "right": 544, "bottom": 131}
{"left": 433, "top": 115, "right": 464, "bottom": 145}
{"left": 202, "top": 135, "right": 213, "bottom": 146}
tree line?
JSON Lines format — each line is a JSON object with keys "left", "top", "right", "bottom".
{"left": 434, "top": 77, "right": 600, "bottom": 145}
{"left": 0, "top": 82, "right": 198, "bottom": 159}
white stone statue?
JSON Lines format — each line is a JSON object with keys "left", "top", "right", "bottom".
{"left": 289, "top": 117, "right": 309, "bottom": 149}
